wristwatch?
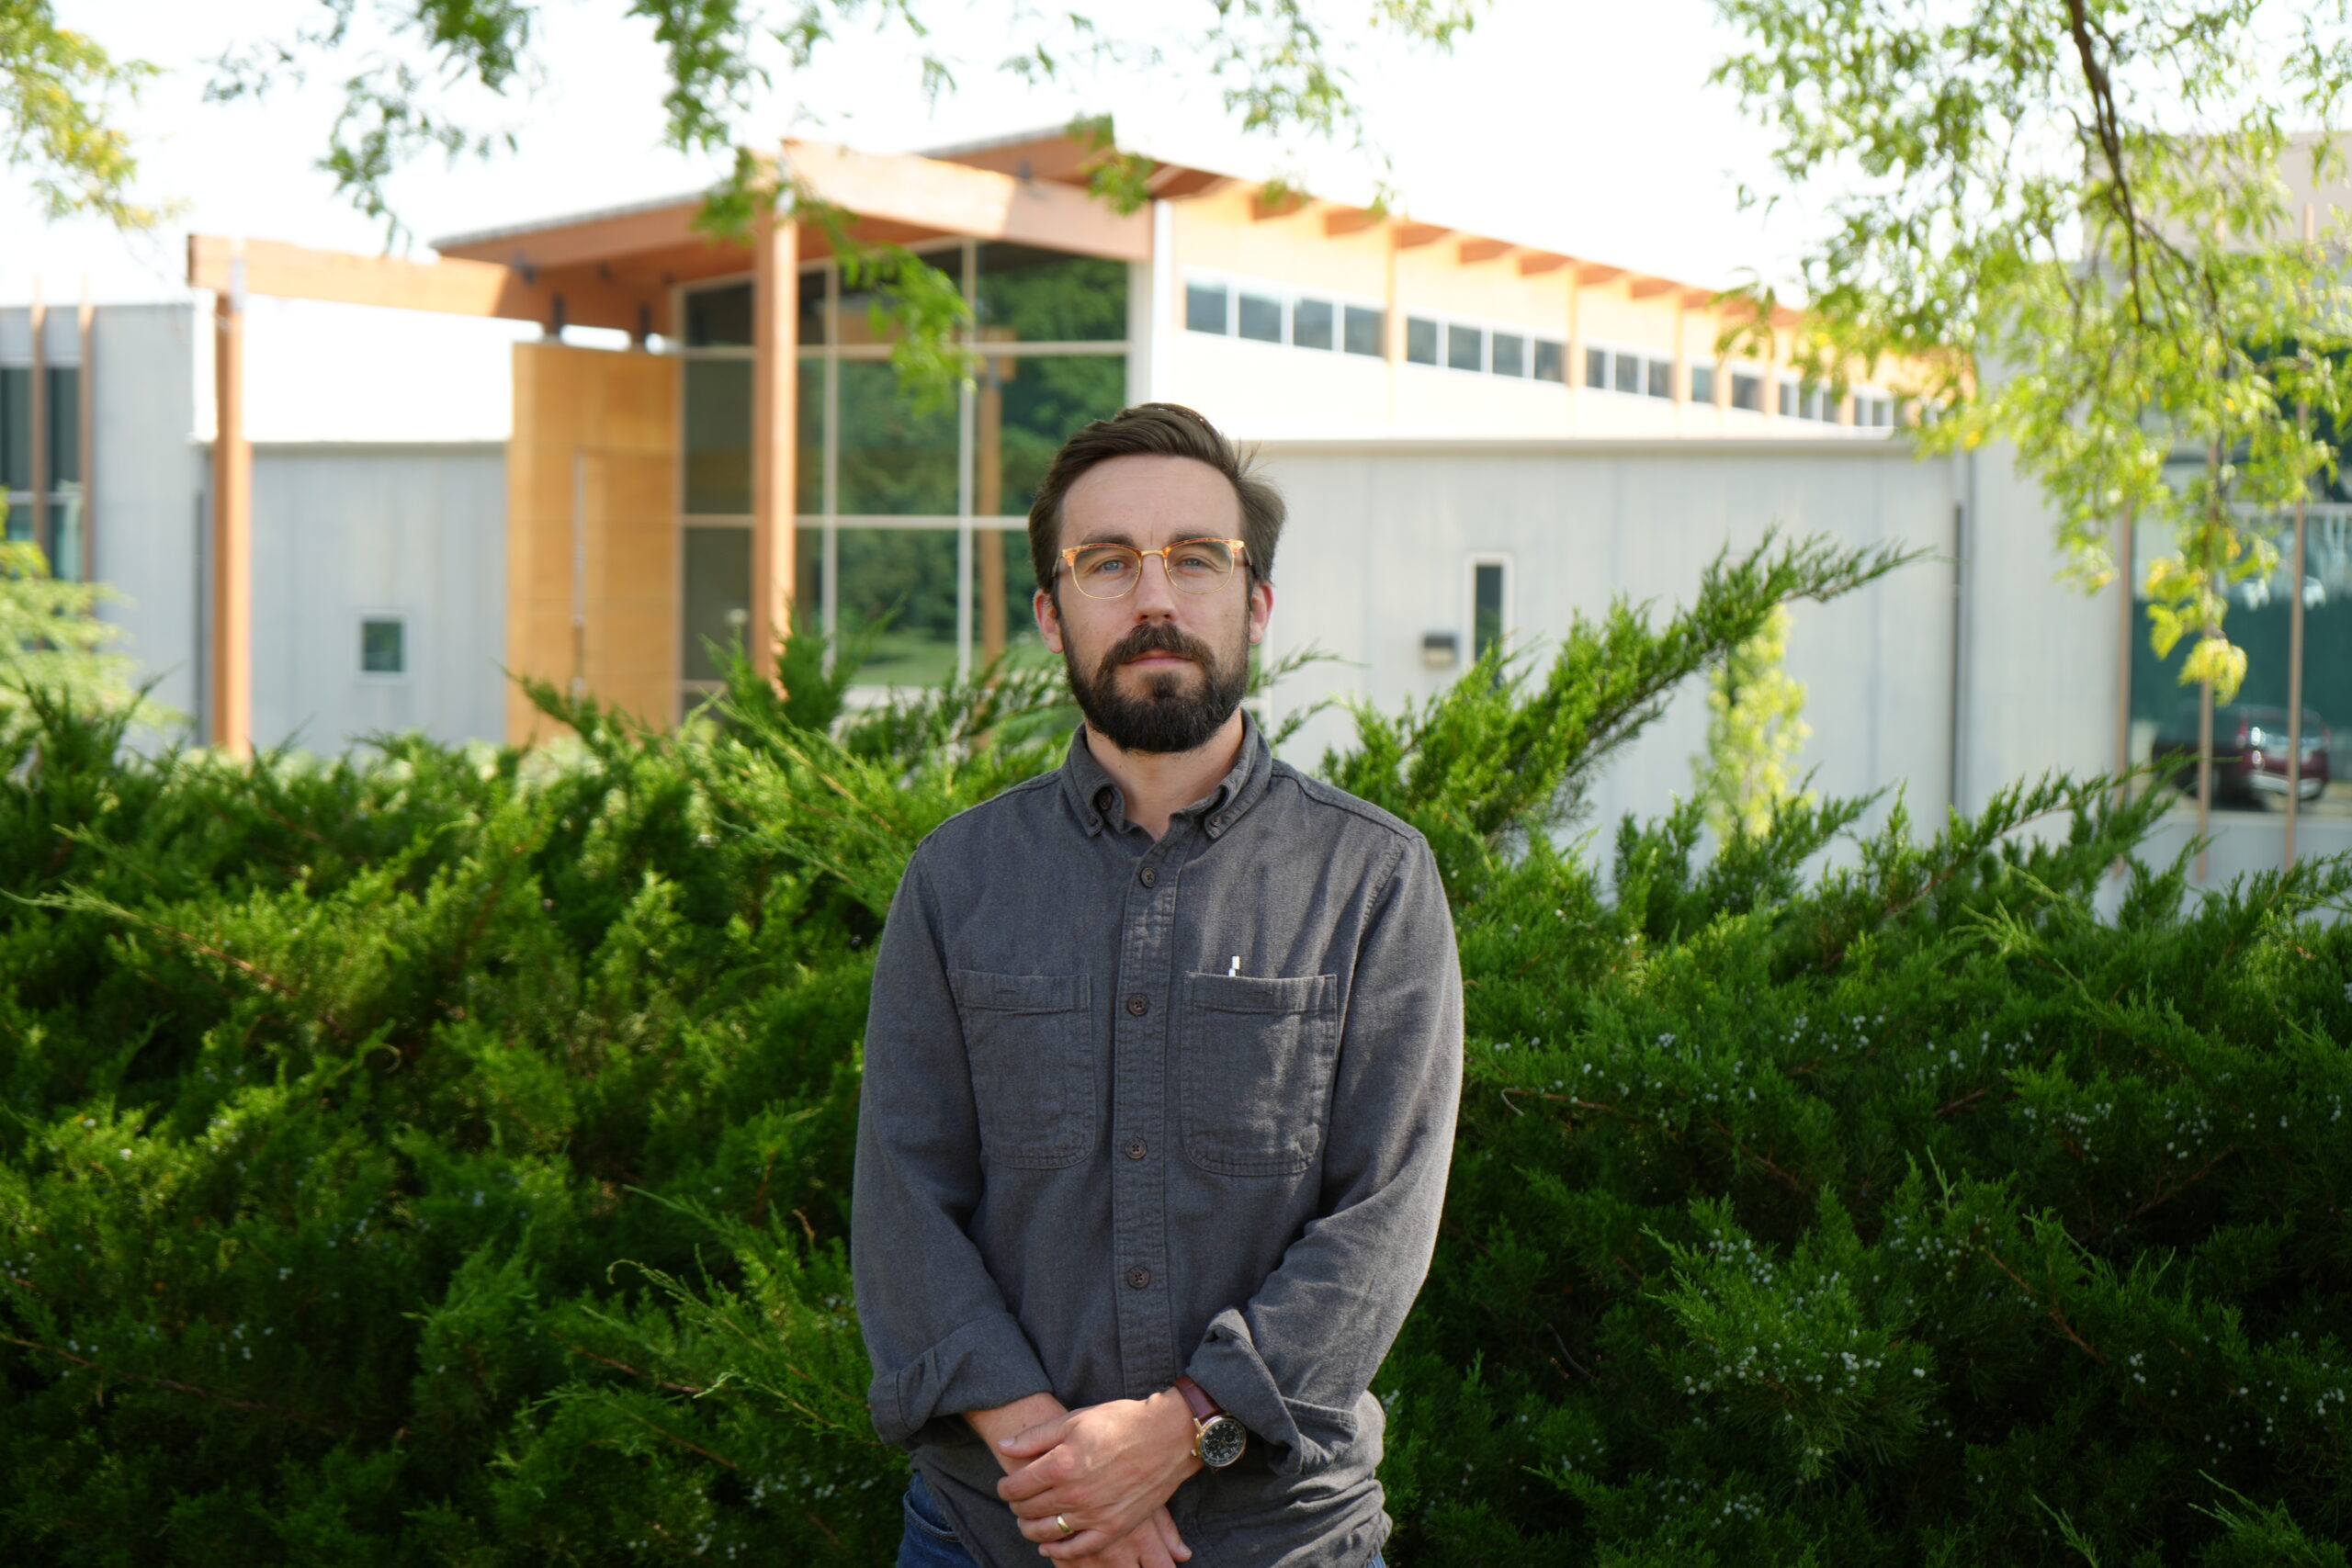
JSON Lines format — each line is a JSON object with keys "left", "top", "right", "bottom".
{"left": 1172, "top": 1375, "right": 1247, "bottom": 1469}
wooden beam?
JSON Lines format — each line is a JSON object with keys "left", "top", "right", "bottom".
{"left": 187, "top": 234, "right": 654, "bottom": 334}
{"left": 210, "top": 250, "right": 253, "bottom": 759}
{"left": 1572, "top": 263, "right": 1625, "bottom": 286}
{"left": 1323, "top": 208, "right": 1382, "bottom": 237}
{"left": 434, "top": 199, "right": 707, "bottom": 272}
{"left": 1457, "top": 238, "right": 1512, "bottom": 265}
{"left": 784, "top": 140, "right": 1151, "bottom": 262}
{"left": 1145, "top": 168, "right": 1225, "bottom": 199}
{"left": 1628, "top": 276, "right": 1677, "bottom": 299}
{"left": 749, "top": 212, "right": 798, "bottom": 685}
{"left": 1251, "top": 189, "right": 1309, "bottom": 221}
{"left": 1680, "top": 286, "right": 1716, "bottom": 308}
{"left": 1392, "top": 222, "right": 1449, "bottom": 249}
{"left": 1517, "top": 251, "right": 1571, "bottom": 276}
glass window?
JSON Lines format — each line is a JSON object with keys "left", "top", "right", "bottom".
{"left": 1690, "top": 363, "right": 1716, "bottom": 404}
{"left": 838, "top": 526, "right": 961, "bottom": 687}
{"left": 1447, "top": 324, "right": 1484, "bottom": 372}
{"left": 797, "top": 358, "right": 822, "bottom": 513}
{"left": 684, "top": 283, "right": 754, "bottom": 348}
{"left": 1613, "top": 353, "right": 1642, "bottom": 394}
{"left": 1491, "top": 333, "right": 1526, "bottom": 378}
{"left": 1647, "top": 358, "right": 1674, "bottom": 400}
{"left": 682, "top": 525, "right": 751, "bottom": 682}
{"left": 1804, "top": 387, "right": 1829, "bottom": 422}
{"left": 1237, "top": 291, "right": 1283, "bottom": 344}
{"left": 1473, "top": 561, "right": 1507, "bottom": 663}
{"left": 50, "top": 496, "right": 81, "bottom": 581}
{"left": 1732, "top": 371, "right": 1762, "bottom": 412}
{"left": 45, "top": 367, "right": 77, "bottom": 486}
{"left": 980, "top": 526, "right": 1058, "bottom": 672}
{"left": 0, "top": 367, "right": 28, "bottom": 491}
{"left": 359, "top": 617, "right": 405, "bottom": 675}
{"left": 836, "top": 359, "right": 959, "bottom": 515}
{"left": 840, "top": 247, "right": 965, "bottom": 347}
{"left": 978, "top": 353, "right": 1128, "bottom": 516}
{"left": 1406, "top": 317, "right": 1441, "bottom": 366}
{"left": 1292, "top": 298, "right": 1335, "bottom": 351}
{"left": 684, "top": 357, "right": 753, "bottom": 516}
{"left": 977, "top": 243, "right": 1127, "bottom": 343}
{"left": 1186, "top": 281, "right": 1229, "bottom": 334}
{"left": 1585, "top": 347, "right": 1608, "bottom": 389}
{"left": 1779, "top": 380, "right": 1800, "bottom": 417}
{"left": 1343, "top": 305, "right": 1385, "bottom": 357}
{"left": 1532, "top": 340, "right": 1566, "bottom": 383}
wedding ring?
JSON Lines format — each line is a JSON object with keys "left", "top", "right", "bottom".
{"left": 1056, "top": 1515, "right": 1075, "bottom": 1539}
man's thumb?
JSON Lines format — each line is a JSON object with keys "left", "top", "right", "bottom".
{"left": 998, "top": 1416, "right": 1067, "bottom": 1457}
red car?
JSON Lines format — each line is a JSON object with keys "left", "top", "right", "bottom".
{"left": 2153, "top": 703, "right": 2332, "bottom": 806}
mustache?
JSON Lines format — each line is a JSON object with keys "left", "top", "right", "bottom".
{"left": 1100, "top": 621, "right": 1217, "bottom": 675}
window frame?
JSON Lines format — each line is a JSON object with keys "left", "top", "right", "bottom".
{"left": 1465, "top": 553, "right": 1515, "bottom": 669}
{"left": 356, "top": 612, "right": 412, "bottom": 682}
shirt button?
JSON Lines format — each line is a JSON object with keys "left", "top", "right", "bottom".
{"left": 1139, "top": 866, "right": 1157, "bottom": 887}
{"left": 1125, "top": 994, "right": 1148, "bottom": 1017}
{"left": 1124, "top": 1137, "right": 1147, "bottom": 1160}
{"left": 1126, "top": 1266, "right": 1151, "bottom": 1290}
{"left": 1209, "top": 815, "right": 1227, "bottom": 831}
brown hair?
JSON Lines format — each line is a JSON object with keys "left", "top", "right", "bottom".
{"left": 1025, "top": 402, "right": 1285, "bottom": 598}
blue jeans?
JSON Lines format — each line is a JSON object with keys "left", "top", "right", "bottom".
{"left": 895, "top": 1472, "right": 1390, "bottom": 1567}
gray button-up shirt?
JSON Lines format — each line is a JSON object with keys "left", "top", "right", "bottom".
{"left": 853, "top": 713, "right": 1463, "bottom": 1568}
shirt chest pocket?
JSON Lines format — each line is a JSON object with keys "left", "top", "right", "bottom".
{"left": 1179, "top": 972, "right": 1340, "bottom": 1177}
{"left": 949, "top": 970, "right": 1097, "bottom": 1170}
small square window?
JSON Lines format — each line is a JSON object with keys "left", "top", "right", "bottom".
{"left": 1779, "top": 380, "right": 1799, "bottom": 417}
{"left": 1292, "top": 298, "right": 1335, "bottom": 350}
{"left": 1647, "top": 358, "right": 1674, "bottom": 399}
{"left": 1690, "top": 363, "right": 1715, "bottom": 404}
{"left": 1406, "top": 317, "right": 1441, "bottom": 366}
{"left": 1585, "top": 347, "right": 1609, "bottom": 389}
{"left": 1613, "top": 354, "right": 1642, "bottom": 395}
{"left": 1343, "top": 305, "right": 1385, "bottom": 356}
{"left": 1804, "top": 387, "right": 1829, "bottom": 423}
{"left": 1185, "top": 281, "right": 1229, "bottom": 334}
{"left": 1446, "top": 323, "right": 1485, "bottom": 372}
{"left": 1491, "top": 333, "right": 1527, "bottom": 378}
{"left": 1532, "top": 340, "right": 1566, "bottom": 383}
{"left": 1237, "top": 291, "right": 1283, "bottom": 343}
{"left": 1732, "top": 371, "right": 1762, "bottom": 412}
{"left": 360, "top": 617, "right": 406, "bottom": 675}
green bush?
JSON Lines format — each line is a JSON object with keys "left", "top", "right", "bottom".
{"left": 3, "top": 536, "right": 2347, "bottom": 1565}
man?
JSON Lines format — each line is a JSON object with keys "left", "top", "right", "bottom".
{"left": 853, "top": 403, "right": 1462, "bottom": 1568}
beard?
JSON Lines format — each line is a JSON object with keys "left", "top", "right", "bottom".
{"left": 1063, "top": 615, "right": 1250, "bottom": 755}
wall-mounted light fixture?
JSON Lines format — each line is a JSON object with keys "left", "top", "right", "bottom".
{"left": 1422, "top": 631, "right": 1459, "bottom": 669}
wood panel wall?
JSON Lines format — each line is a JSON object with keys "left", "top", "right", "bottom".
{"left": 506, "top": 342, "right": 681, "bottom": 743}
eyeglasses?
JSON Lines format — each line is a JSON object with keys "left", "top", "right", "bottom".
{"left": 1057, "top": 537, "right": 1249, "bottom": 600}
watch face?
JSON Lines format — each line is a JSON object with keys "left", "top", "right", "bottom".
{"left": 1197, "top": 1415, "right": 1247, "bottom": 1469}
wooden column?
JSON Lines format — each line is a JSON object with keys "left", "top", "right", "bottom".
{"left": 211, "top": 248, "right": 253, "bottom": 757}
{"left": 750, "top": 208, "right": 799, "bottom": 682}
{"left": 977, "top": 352, "right": 1009, "bottom": 669}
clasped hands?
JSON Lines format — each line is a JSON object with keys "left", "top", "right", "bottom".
{"left": 973, "top": 1389, "right": 1204, "bottom": 1565}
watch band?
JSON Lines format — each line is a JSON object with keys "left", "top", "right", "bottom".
{"left": 1171, "top": 1374, "right": 1221, "bottom": 1423}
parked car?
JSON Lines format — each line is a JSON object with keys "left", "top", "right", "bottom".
{"left": 2152, "top": 703, "right": 2332, "bottom": 806}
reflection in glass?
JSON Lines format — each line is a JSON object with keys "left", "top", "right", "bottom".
{"left": 978, "top": 354, "right": 1127, "bottom": 518}
{"left": 1406, "top": 318, "right": 1440, "bottom": 366}
{"left": 1733, "top": 372, "right": 1763, "bottom": 412}
{"left": 977, "top": 527, "right": 1058, "bottom": 672}
{"left": 684, "top": 284, "right": 753, "bottom": 348}
{"left": 838, "top": 526, "right": 960, "bottom": 687}
{"left": 1474, "top": 563, "right": 1506, "bottom": 663}
{"left": 797, "top": 357, "right": 822, "bottom": 513}
{"left": 682, "top": 525, "right": 751, "bottom": 682}
{"left": 1344, "top": 305, "right": 1385, "bottom": 357}
{"left": 1616, "top": 355, "right": 1644, "bottom": 395}
{"left": 1690, "top": 363, "right": 1716, "bottom": 403}
{"left": 1491, "top": 333, "right": 1526, "bottom": 378}
{"left": 45, "top": 367, "right": 77, "bottom": 484}
{"left": 1648, "top": 359, "right": 1674, "bottom": 400}
{"left": 0, "top": 368, "right": 28, "bottom": 491}
{"left": 1585, "top": 348, "right": 1608, "bottom": 389}
{"left": 1447, "top": 324, "right": 1484, "bottom": 372}
{"left": 684, "top": 358, "right": 752, "bottom": 515}
{"left": 978, "top": 243, "right": 1128, "bottom": 342}
{"left": 840, "top": 246, "right": 965, "bottom": 346}
{"left": 1186, "top": 282, "right": 1229, "bottom": 334}
{"left": 1238, "top": 292, "right": 1283, "bottom": 344}
{"left": 837, "top": 360, "right": 959, "bottom": 515}
{"left": 1532, "top": 340, "right": 1566, "bottom": 383}
{"left": 1292, "top": 298, "right": 1334, "bottom": 351}
{"left": 49, "top": 497, "right": 82, "bottom": 581}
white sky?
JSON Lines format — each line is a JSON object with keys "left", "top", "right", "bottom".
{"left": 6, "top": 0, "right": 1814, "bottom": 441}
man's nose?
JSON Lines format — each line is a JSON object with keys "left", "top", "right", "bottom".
{"left": 1130, "top": 552, "right": 1182, "bottom": 616}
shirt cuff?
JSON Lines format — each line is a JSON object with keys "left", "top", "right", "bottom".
{"left": 1185, "top": 1307, "right": 1364, "bottom": 1477}
{"left": 868, "top": 1311, "right": 1053, "bottom": 1448}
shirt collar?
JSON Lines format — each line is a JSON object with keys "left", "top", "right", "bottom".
{"left": 1059, "top": 708, "right": 1271, "bottom": 840}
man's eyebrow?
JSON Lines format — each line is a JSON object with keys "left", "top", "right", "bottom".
{"left": 1073, "top": 529, "right": 1140, "bottom": 547}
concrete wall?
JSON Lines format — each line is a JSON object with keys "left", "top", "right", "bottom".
{"left": 249, "top": 443, "right": 507, "bottom": 751}
{"left": 1250, "top": 437, "right": 2109, "bottom": 847}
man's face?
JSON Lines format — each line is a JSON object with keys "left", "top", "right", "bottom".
{"left": 1035, "top": 453, "right": 1273, "bottom": 755}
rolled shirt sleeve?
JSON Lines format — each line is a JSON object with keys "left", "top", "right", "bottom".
{"left": 1183, "top": 835, "right": 1464, "bottom": 1475}
{"left": 853, "top": 855, "right": 1054, "bottom": 1446}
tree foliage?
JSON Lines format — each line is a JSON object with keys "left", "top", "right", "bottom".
{"left": 6, "top": 536, "right": 2350, "bottom": 1563}
{"left": 1713, "top": 0, "right": 2352, "bottom": 704}
{"left": 1690, "top": 601, "right": 1813, "bottom": 842}
{"left": 0, "top": 0, "right": 157, "bottom": 224}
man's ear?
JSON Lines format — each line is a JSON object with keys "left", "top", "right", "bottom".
{"left": 1035, "top": 585, "right": 1065, "bottom": 655}
{"left": 1247, "top": 578, "right": 1273, "bottom": 647}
